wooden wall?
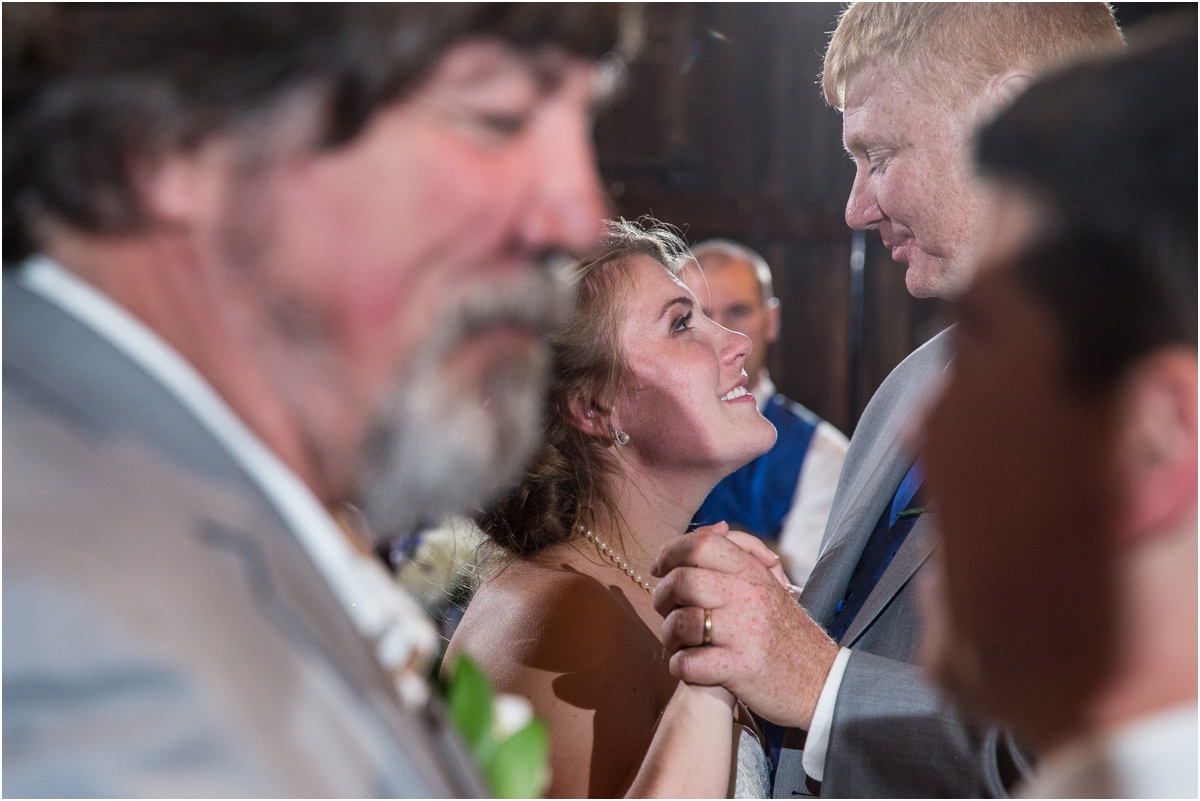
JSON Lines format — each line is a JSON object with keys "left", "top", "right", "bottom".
{"left": 594, "top": 3, "right": 950, "bottom": 436}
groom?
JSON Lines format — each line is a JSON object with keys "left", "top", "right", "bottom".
{"left": 4, "top": 5, "right": 620, "bottom": 796}
{"left": 652, "top": 3, "right": 1122, "bottom": 797}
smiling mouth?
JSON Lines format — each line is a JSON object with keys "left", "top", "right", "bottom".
{"left": 720, "top": 386, "right": 750, "bottom": 402}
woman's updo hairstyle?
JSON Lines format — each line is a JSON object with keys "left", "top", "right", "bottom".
{"left": 481, "top": 217, "right": 693, "bottom": 556}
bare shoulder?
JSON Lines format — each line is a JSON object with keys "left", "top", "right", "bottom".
{"left": 446, "top": 557, "right": 673, "bottom": 797}
{"left": 447, "top": 558, "right": 660, "bottom": 690}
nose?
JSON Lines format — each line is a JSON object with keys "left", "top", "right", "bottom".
{"left": 520, "top": 106, "right": 609, "bottom": 254}
{"left": 845, "top": 164, "right": 884, "bottom": 231}
{"left": 720, "top": 324, "right": 752, "bottom": 373}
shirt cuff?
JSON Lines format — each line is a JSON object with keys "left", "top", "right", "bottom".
{"left": 800, "top": 646, "right": 852, "bottom": 783}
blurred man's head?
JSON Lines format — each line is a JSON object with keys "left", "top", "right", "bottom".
{"left": 922, "top": 34, "right": 1198, "bottom": 749}
{"left": 4, "top": 5, "right": 630, "bottom": 539}
{"left": 681, "top": 240, "right": 779, "bottom": 389}
{"left": 823, "top": 2, "right": 1122, "bottom": 299}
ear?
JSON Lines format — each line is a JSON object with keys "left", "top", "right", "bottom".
{"left": 136, "top": 156, "right": 194, "bottom": 227}
{"left": 137, "top": 141, "right": 235, "bottom": 228}
{"left": 982, "top": 68, "right": 1036, "bottom": 118}
{"left": 764, "top": 296, "right": 781, "bottom": 346}
{"left": 1115, "top": 348, "right": 1198, "bottom": 544}
{"left": 567, "top": 393, "right": 611, "bottom": 440}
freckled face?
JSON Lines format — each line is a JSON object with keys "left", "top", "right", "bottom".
{"left": 842, "top": 61, "right": 994, "bottom": 300}
{"left": 611, "top": 256, "right": 777, "bottom": 479}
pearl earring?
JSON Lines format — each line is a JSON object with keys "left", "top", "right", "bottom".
{"left": 611, "top": 424, "right": 630, "bottom": 445}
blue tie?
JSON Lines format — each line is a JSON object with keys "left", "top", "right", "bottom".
{"left": 825, "top": 460, "right": 925, "bottom": 643}
{"left": 762, "top": 461, "right": 927, "bottom": 778}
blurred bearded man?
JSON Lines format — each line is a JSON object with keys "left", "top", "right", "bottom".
{"left": 3, "top": 4, "right": 626, "bottom": 796}
{"left": 924, "top": 32, "right": 1197, "bottom": 799}
{"left": 652, "top": 4, "right": 1123, "bottom": 797}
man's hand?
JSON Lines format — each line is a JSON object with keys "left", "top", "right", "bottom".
{"left": 650, "top": 526, "right": 840, "bottom": 729}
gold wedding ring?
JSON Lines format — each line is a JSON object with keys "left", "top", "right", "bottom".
{"left": 702, "top": 608, "right": 713, "bottom": 646}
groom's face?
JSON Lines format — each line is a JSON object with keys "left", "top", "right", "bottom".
{"left": 842, "top": 61, "right": 994, "bottom": 301}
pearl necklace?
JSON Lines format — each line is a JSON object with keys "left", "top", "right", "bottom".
{"left": 578, "top": 525, "right": 655, "bottom": 595}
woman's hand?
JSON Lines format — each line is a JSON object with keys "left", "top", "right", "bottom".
{"left": 704, "top": 521, "right": 796, "bottom": 596}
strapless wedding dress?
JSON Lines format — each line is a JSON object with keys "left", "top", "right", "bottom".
{"left": 732, "top": 723, "right": 771, "bottom": 798}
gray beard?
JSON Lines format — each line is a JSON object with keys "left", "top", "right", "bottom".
{"left": 355, "top": 266, "right": 569, "bottom": 543}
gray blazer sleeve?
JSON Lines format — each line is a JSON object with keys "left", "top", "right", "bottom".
{"left": 820, "top": 650, "right": 1025, "bottom": 798}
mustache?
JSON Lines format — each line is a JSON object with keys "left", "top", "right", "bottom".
{"left": 433, "top": 252, "right": 575, "bottom": 349}
{"left": 352, "top": 253, "right": 574, "bottom": 541}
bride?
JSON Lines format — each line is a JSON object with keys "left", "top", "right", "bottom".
{"left": 446, "top": 219, "right": 788, "bottom": 797}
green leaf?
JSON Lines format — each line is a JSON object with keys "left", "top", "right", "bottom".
{"left": 446, "top": 653, "right": 494, "bottom": 752}
{"left": 485, "top": 719, "right": 550, "bottom": 799}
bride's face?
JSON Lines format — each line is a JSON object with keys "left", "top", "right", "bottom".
{"left": 610, "top": 255, "right": 778, "bottom": 475}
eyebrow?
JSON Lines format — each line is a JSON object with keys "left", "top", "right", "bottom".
{"left": 659, "top": 296, "right": 693, "bottom": 320}
{"left": 843, "top": 132, "right": 900, "bottom": 158}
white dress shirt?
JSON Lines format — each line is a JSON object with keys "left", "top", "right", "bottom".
{"left": 19, "top": 256, "right": 439, "bottom": 707}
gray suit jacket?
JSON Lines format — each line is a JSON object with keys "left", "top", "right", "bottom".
{"left": 3, "top": 278, "right": 481, "bottom": 797}
{"left": 774, "top": 328, "right": 1029, "bottom": 798}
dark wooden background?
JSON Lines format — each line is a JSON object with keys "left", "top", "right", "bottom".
{"left": 592, "top": 2, "right": 1181, "bottom": 437}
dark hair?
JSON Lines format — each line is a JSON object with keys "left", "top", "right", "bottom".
{"left": 976, "top": 33, "right": 1197, "bottom": 393}
{"left": 3, "top": 3, "right": 630, "bottom": 264}
{"left": 481, "top": 218, "right": 693, "bottom": 556}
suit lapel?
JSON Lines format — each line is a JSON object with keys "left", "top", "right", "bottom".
{"left": 801, "top": 328, "right": 954, "bottom": 638}
{"left": 801, "top": 418, "right": 914, "bottom": 627}
{"left": 841, "top": 514, "right": 938, "bottom": 646}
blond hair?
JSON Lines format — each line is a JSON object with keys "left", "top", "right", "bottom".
{"left": 822, "top": 3, "right": 1124, "bottom": 110}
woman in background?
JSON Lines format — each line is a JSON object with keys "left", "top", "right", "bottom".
{"left": 446, "top": 219, "right": 787, "bottom": 797}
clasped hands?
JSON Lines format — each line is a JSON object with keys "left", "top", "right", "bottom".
{"left": 649, "top": 522, "right": 841, "bottom": 730}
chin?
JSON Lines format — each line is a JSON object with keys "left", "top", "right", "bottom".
{"left": 355, "top": 265, "right": 569, "bottom": 540}
{"left": 356, "top": 345, "right": 548, "bottom": 542}
{"left": 724, "top": 415, "right": 778, "bottom": 473}
{"left": 755, "top": 415, "right": 779, "bottom": 455}
{"left": 903, "top": 252, "right": 964, "bottom": 300}
{"left": 903, "top": 262, "right": 943, "bottom": 299}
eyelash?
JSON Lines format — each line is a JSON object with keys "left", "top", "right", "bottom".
{"left": 672, "top": 311, "right": 694, "bottom": 333}
{"left": 867, "top": 151, "right": 892, "bottom": 176}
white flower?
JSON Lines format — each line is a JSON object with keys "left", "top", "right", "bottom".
{"left": 492, "top": 693, "right": 534, "bottom": 739}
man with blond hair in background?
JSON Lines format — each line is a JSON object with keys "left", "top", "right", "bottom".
{"left": 652, "top": 4, "right": 1124, "bottom": 796}
{"left": 683, "top": 240, "right": 848, "bottom": 589}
